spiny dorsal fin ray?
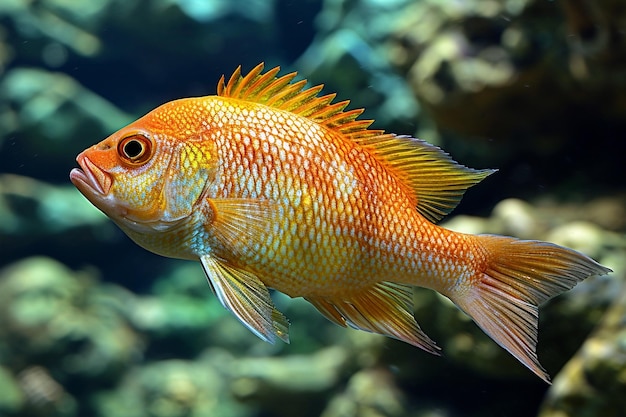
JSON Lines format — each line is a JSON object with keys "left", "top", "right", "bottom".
{"left": 217, "top": 63, "right": 494, "bottom": 222}
{"left": 217, "top": 63, "right": 368, "bottom": 135}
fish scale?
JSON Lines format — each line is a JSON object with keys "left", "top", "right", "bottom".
{"left": 71, "top": 63, "right": 611, "bottom": 383}
{"left": 204, "top": 103, "right": 377, "bottom": 289}
{"left": 214, "top": 94, "right": 468, "bottom": 298}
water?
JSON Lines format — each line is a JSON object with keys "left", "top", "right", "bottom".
{"left": 1, "top": 1, "right": 624, "bottom": 416}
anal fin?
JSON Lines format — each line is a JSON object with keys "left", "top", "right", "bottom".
{"left": 307, "top": 282, "right": 439, "bottom": 354}
{"left": 200, "top": 255, "right": 289, "bottom": 343}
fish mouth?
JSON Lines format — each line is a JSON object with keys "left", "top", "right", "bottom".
{"left": 70, "top": 154, "right": 112, "bottom": 197}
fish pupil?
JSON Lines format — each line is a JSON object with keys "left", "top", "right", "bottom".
{"left": 123, "top": 139, "right": 144, "bottom": 159}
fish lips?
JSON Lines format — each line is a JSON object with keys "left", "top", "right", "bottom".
{"left": 70, "top": 153, "right": 112, "bottom": 195}
{"left": 69, "top": 153, "right": 121, "bottom": 217}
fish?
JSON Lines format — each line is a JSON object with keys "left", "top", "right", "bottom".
{"left": 70, "top": 63, "right": 611, "bottom": 383}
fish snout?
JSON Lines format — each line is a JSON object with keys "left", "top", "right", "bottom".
{"left": 70, "top": 153, "right": 112, "bottom": 196}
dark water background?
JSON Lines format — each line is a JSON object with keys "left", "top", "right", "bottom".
{"left": 1, "top": 1, "right": 625, "bottom": 416}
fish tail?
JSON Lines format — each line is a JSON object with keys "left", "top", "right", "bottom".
{"left": 449, "top": 235, "right": 611, "bottom": 383}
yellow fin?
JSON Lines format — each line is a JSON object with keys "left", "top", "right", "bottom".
{"left": 307, "top": 282, "right": 440, "bottom": 354}
{"left": 218, "top": 64, "right": 494, "bottom": 222}
{"left": 450, "top": 235, "right": 612, "bottom": 383}
{"left": 207, "top": 198, "right": 273, "bottom": 257}
{"left": 305, "top": 297, "right": 347, "bottom": 328}
{"left": 200, "top": 254, "right": 290, "bottom": 343}
{"left": 218, "top": 63, "right": 348, "bottom": 126}
{"left": 358, "top": 135, "right": 496, "bottom": 223}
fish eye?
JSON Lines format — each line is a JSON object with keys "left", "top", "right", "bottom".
{"left": 117, "top": 134, "right": 153, "bottom": 165}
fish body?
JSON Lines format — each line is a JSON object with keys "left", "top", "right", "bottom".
{"left": 71, "top": 63, "right": 610, "bottom": 382}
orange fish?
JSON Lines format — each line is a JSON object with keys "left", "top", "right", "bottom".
{"left": 70, "top": 63, "right": 610, "bottom": 382}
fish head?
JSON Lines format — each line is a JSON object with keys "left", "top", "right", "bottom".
{"left": 70, "top": 99, "right": 217, "bottom": 233}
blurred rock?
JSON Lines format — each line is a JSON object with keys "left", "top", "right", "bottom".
{"left": 17, "top": 366, "right": 77, "bottom": 417}
{"left": 441, "top": 214, "right": 491, "bottom": 235}
{"left": 387, "top": 0, "right": 626, "bottom": 191}
{"left": 0, "top": 365, "right": 25, "bottom": 415}
{"left": 490, "top": 198, "right": 542, "bottom": 239}
{"left": 389, "top": 0, "right": 626, "bottom": 141}
{"left": 0, "top": 257, "right": 142, "bottom": 382}
{"left": 582, "top": 196, "right": 626, "bottom": 232}
{"left": 227, "top": 346, "right": 348, "bottom": 394}
{"left": 546, "top": 221, "right": 607, "bottom": 259}
{"left": 219, "top": 346, "right": 349, "bottom": 417}
{"left": 538, "top": 285, "right": 626, "bottom": 417}
{"left": 320, "top": 368, "right": 405, "bottom": 417}
{"left": 93, "top": 358, "right": 251, "bottom": 417}
{"left": 533, "top": 195, "right": 626, "bottom": 234}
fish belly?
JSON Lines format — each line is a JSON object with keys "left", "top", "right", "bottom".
{"left": 237, "top": 188, "right": 470, "bottom": 299}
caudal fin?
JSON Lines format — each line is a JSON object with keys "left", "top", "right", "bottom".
{"left": 450, "top": 235, "right": 611, "bottom": 383}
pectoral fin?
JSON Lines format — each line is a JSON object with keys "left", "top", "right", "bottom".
{"left": 207, "top": 198, "right": 274, "bottom": 257}
{"left": 200, "top": 255, "right": 290, "bottom": 343}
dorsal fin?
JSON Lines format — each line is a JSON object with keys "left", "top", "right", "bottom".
{"left": 217, "top": 63, "right": 495, "bottom": 222}
{"left": 357, "top": 134, "right": 496, "bottom": 222}
{"left": 217, "top": 62, "right": 362, "bottom": 132}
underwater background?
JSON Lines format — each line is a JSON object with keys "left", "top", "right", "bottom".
{"left": 1, "top": 0, "right": 625, "bottom": 416}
